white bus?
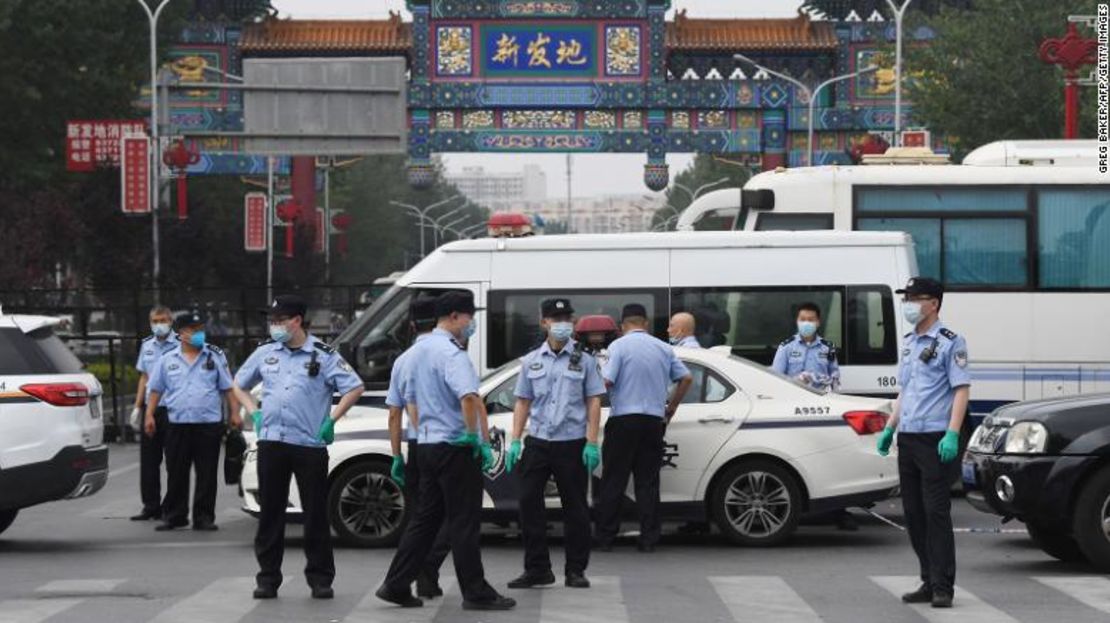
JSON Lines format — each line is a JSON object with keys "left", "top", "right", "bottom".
{"left": 678, "top": 140, "right": 1110, "bottom": 417}
{"left": 333, "top": 231, "right": 916, "bottom": 398}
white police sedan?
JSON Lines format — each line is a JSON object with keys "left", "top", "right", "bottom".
{"left": 239, "top": 348, "right": 898, "bottom": 547}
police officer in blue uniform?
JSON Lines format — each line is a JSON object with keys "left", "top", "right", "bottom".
{"left": 666, "top": 312, "right": 702, "bottom": 348}
{"left": 596, "top": 303, "right": 693, "bottom": 552}
{"left": 233, "top": 295, "right": 365, "bottom": 600}
{"left": 876, "top": 278, "right": 971, "bottom": 609}
{"left": 145, "top": 310, "right": 238, "bottom": 532}
{"left": 377, "top": 291, "right": 515, "bottom": 611}
{"left": 771, "top": 302, "right": 840, "bottom": 392}
{"left": 385, "top": 295, "right": 451, "bottom": 600}
{"left": 504, "top": 298, "right": 606, "bottom": 590}
{"left": 130, "top": 305, "right": 178, "bottom": 521}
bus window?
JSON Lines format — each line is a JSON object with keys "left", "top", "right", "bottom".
{"left": 846, "top": 286, "right": 897, "bottom": 365}
{"left": 858, "top": 217, "right": 942, "bottom": 279}
{"left": 672, "top": 288, "right": 843, "bottom": 365}
{"left": 487, "top": 289, "right": 669, "bottom": 368}
{"left": 755, "top": 213, "right": 834, "bottom": 231}
{"left": 693, "top": 208, "right": 740, "bottom": 231}
{"left": 1038, "top": 189, "right": 1110, "bottom": 289}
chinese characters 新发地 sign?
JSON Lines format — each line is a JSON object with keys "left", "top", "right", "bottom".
{"left": 66, "top": 120, "right": 147, "bottom": 172}
{"left": 480, "top": 24, "right": 597, "bottom": 78}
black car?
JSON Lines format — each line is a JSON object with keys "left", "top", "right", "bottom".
{"left": 963, "top": 393, "right": 1110, "bottom": 571}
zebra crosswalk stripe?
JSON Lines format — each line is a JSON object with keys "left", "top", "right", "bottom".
{"left": 870, "top": 576, "right": 1020, "bottom": 623}
{"left": 0, "top": 599, "right": 84, "bottom": 623}
{"left": 1035, "top": 576, "right": 1110, "bottom": 614}
{"left": 709, "top": 576, "right": 821, "bottom": 623}
{"left": 345, "top": 579, "right": 456, "bottom": 622}
{"left": 148, "top": 577, "right": 258, "bottom": 623}
{"left": 539, "top": 576, "right": 628, "bottom": 623}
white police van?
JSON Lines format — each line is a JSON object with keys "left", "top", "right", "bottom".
{"left": 0, "top": 312, "right": 108, "bottom": 536}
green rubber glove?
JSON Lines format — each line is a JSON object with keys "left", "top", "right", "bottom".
{"left": 582, "top": 442, "right": 601, "bottom": 473}
{"left": 316, "top": 417, "right": 336, "bottom": 445}
{"left": 876, "top": 426, "right": 895, "bottom": 456}
{"left": 450, "top": 430, "right": 481, "bottom": 458}
{"left": 505, "top": 439, "right": 522, "bottom": 473}
{"left": 938, "top": 429, "right": 961, "bottom": 463}
{"left": 479, "top": 442, "right": 494, "bottom": 471}
{"left": 390, "top": 455, "right": 406, "bottom": 487}
{"left": 251, "top": 409, "right": 262, "bottom": 432}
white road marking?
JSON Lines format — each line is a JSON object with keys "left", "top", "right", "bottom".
{"left": 148, "top": 577, "right": 257, "bottom": 623}
{"left": 0, "top": 599, "right": 83, "bottom": 623}
{"left": 346, "top": 579, "right": 456, "bottom": 622}
{"left": 1035, "top": 576, "right": 1110, "bottom": 614}
{"left": 709, "top": 576, "right": 821, "bottom": 623}
{"left": 871, "top": 576, "right": 1020, "bottom": 623}
{"left": 108, "top": 462, "right": 142, "bottom": 479}
{"left": 539, "top": 576, "right": 627, "bottom": 623}
{"left": 36, "top": 579, "right": 126, "bottom": 593}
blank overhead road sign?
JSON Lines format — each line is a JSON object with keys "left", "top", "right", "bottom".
{"left": 241, "top": 57, "right": 407, "bottom": 156}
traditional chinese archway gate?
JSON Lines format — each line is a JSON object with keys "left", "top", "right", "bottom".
{"left": 235, "top": 0, "right": 935, "bottom": 192}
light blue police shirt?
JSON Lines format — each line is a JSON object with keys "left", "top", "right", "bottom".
{"left": 675, "top": 335, "right": 702, "bottom": 348}
{"left": 771, "top": 334, "right": 841, "bottom": 390}
{"left": 896, "top": 321, "right": 971, "bottom": 433}
{"left": 235, "top": 335, "right": 364, "bottom": 448}
{"left": 135, "top": 333, "right": 179, "bottom": 399}
{"left": 147, "top": 344, "right": 232, "bottom": 424}
{"left": 514, "top": 338, "right": 607, "bottom": 441}
{"left": 602, "top": 330, "right": 690, "bottom": 418}
{"left": 386, "top": 334, "right": 433, "bottom": 442}
{"left": 402, "top": 328, "right": 479, "bottom": 444}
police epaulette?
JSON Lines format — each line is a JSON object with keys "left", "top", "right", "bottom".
{"left": 142, "top": 335, "right": 155, "bottom": 343}
{"left": 314, "top": 342, "right": 336, "bottom": 354}
{"left": 819, "top": 338, "right": 836, "bottom": 348}
{"left": 939, "top": 328, "right": 957, "bottom": 340}
{"left": 779, "top": 337, "right": 793, "bottom": 347}
{"left": 207, "top": 344, "right": 224, "bottom": 355}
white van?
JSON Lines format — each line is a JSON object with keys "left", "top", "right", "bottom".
{"left": 334, "top": 230, "right": 916, "bottom": 397}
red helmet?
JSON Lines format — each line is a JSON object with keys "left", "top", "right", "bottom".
{"left": 574, "top": 314, "right": 618, "bottom": 335}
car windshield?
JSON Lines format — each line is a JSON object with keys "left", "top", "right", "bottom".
{"left": 481, "top": 359, "right": 521, "bottom": 383}
{"left": 725, "top": 353, "right": 826, "bottom": 396}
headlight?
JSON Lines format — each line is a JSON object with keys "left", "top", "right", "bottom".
{"left": 1003, "top": 421, "right": 1048, "bottom": 454}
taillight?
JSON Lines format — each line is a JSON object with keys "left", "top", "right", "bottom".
{"left": 842, "top": 410, "right": 889, "bottom": 435}
{"left": 20, "top": 382, "right": 90, "bottom": 407}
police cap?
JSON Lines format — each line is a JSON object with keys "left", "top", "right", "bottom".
{"left": 896, "top": 277, "right": 944, "bottom": 301}
{"left": 541, "top": 298, "right": 574, "bottom": 318}
{"left": 434, "top": 290, "right": 480, "bottom": 318}
{"left": 410, "top": 295, "right": 438, "bottom": 324}
{"left": 173, "top": 309, "right": 206, "bottom": 330}
{"left": 264, "top": 294, "right": 308, "bottom": 319}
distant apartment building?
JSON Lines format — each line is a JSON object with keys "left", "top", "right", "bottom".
{"left": 534, "top": 195, "right": 659, "bottom": 234}
{"left": 447, "top": 164, "right": 547, "bottom": 212}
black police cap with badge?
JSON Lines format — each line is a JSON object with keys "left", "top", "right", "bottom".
{"left": 264, "top": 294, "right": 308, "bottom": 319}
{"left": 173, "top": 309, "right": 206, "bottom": 330}
{"left": 541, "top": 298, "right": 574, "bottom": 318}
{"left": 896, "top": 277, "right": 944, "bottom": 302}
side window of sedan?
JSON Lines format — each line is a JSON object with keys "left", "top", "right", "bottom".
{"left": 485, "top": 374, "right": 519, "bottom": 414}
{"left": 675, "top": 362, "right": 736, "bottom": 404}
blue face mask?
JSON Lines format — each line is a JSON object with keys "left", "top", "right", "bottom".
{"left": 549, "top": 321, "right": 573, "bottom": 342}
{"left": 797, "top": 321, "right": 818, "bottom": 338}
{"left": 188, "top": 331, "right": 206, "bottom": 348}
{"left": 269, "top": 323, "right": 292, "bottom": 343}
{"left": 461, "top": 318, "right": 476, "bottom": 339}
{"left": 902, "top": 301, "right": 924, "bottom": 325}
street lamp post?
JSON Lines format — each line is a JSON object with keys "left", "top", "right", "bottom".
{"left": 389, "top": 195, "right": 461, "bottom": 257}
{"left": 431, "top": 206, "right": 467, "bottom": 247}
{"left": 135, "top": 0, "right": 172, "bottom": 302}
{"left": 735, "top": 54, "right": 877, "bottom": 166}
{"left": 887, "top": 0, "right": 914, "bottom": 145}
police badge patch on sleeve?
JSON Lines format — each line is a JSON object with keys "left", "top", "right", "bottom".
{"left": 338, "top": 360, "right": 353, "bottom": 372}
{"left": 954, "top": 350, "right": 968, "bottom": 368}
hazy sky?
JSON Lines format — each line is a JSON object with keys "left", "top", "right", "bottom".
{"left": 269, "top": 1, "right": 806, "bottom": 198}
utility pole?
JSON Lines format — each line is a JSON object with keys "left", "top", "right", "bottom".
{"left": 135, "top": 0, "right": 172, "bottom": 302}
{"left": 887, "top": 0, "right": 914, "bottom": 146}
{"left": 565, "top": 154, "right": 573, "bottom": 233}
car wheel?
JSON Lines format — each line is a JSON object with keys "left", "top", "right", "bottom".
{"left": 711, "top": 460, "right": 802, "bottom": 547}
{"left": 0, "top": 509, "right": 17, "bottom": 535}
{"left": 327, "top": 461, "right": 406, "bottom": 548}
{"left": 1025, "top": 521, "right": 1084, "bottom": 563}
{"left": 1072, "top": 466, "right": 1110, "bottom": 572}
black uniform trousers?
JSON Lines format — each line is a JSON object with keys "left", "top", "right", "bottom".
{"left": 404, "top": 440, "right": 452, "bottom": 586}
{"left": 898, "top": 432, "right": 958, "bottom": 595}
{"left": 255, "top": 440, "right": 335, "bottom": 590}
{"left": 139, "top": 405, "right": 169, "bottom": 514}
{"left": 383, "top": 443, "right": 498, "bottom": 602}
{"left": 518, "top": 436, "right": 590, "bottom": 576}
{"left": 596, "top": 415, "right": 665, "bottom": 547}
{"left": 163, "top": 421, "right": 223, "bottom": 525}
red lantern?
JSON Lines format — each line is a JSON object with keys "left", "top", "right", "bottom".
{"left": 161, "top": 140, "right": 200, "bottom": 220}
{"left": 331, "top": 212, "right": 353, "bottom": 257}
{"left": 276, "top": 199, "right": 304, "bottom": 258}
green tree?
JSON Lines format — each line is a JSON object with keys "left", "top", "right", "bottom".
{"left": 656, "top": 154, "right": 753, "bottom": 230}
{"left": 801, "top": 0, "right": 970, "bottom": 20}
{"left": 905, "top": 0, "right": 1100, "bottom": 159}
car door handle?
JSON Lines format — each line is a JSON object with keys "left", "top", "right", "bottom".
{"left": 697, "top": 415, "right": 735, "bottom": 424}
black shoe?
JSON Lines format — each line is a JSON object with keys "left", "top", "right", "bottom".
{"left": 311, "top": 585, "right": 334, "bottom": 599}
{"left": 375, "top": 585, "right": 423, "bottom": 608}
{"left": 462, "top": 595, "right": 516, "bottom": 610}
{"left": 253, "top": 586, "right": 278, "bottom": 599}
{"left": 931, "top": 592, "right": 953, "bottom": 608}
{"left": 416, "top": 579, "right": 443, "bottom": 599}
{"left": 507, "top": 570, "right": 556, "bottom": 589}
{"left": 192, "top": 522, "right": 219, "bottom": 531}
{"left": 565, "top": 572, "right": 590, "bottom": 589}
{"left": 130, "top": 509, "right": 161, "bottom": 521}
{"left": 154, "top": 519, "right": 188, "bottom": 531}
{"left": 637, "top": 543, "right": 656, "bottom": 553}
{"left": 901, "top": 584, "right": 933, "bottom": 603}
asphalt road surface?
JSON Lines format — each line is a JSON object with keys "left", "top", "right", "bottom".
{"left": 1, "top": 444, "right": 1108, "bottom": 623}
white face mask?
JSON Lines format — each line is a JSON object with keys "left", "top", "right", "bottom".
{"left": 902, "top": 301, "right": 924, "bottom": 325}
{"left": 150, "top": 322, "right": 171, "bottom": 338}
